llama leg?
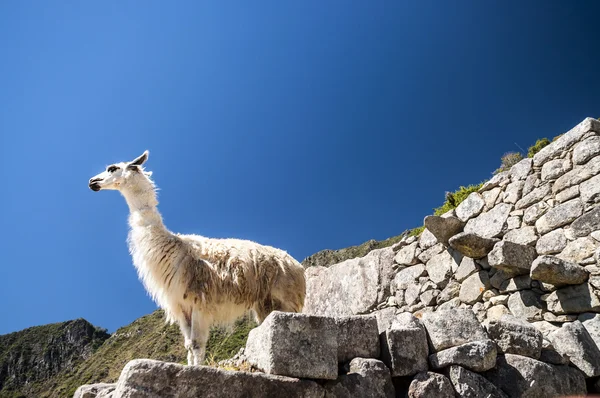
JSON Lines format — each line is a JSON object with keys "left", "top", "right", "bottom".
{"left": 175, "top": 310, "right": 193, "bottom": 365}
{"left": 190, "top": 310, "right": 211, "bottom": 365}
{"left": 253, "top": 296, "right": 273, "bottom": 324}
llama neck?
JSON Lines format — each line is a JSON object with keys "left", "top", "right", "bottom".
{"left": 121, "top": 186, "right": 165, "bottom": 229}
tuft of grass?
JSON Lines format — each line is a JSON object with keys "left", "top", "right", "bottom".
{"left": 527, "top": 138, "right": 550, "bottom": 158}
{"left": 433, "top": 183, "right": 484, "bottom": 216}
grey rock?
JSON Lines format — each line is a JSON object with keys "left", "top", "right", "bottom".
{"left": 555, "top": 185, "right": 579, "bottom": 203}
{"left": 541, "top": 158, "right": 571, "bottom": 181}
{"left": 479, "top": 172, "right": 510, "bottom": 193}
{"left": 580, "top": 173, "right": 600, "bottom": 204}
{"left": 113, "top": 359, "right": 324, "bottom": 398}
{"left": 336, "top": 315, "right": 380, "bottom": 363}
{"left": 438, "top": 297, "right": 462, "bottom": 311}
{"left": 304, "top": 247, "right": 395, "bottom": 317}
{"left": 245, "top": 312, "right": 337, "bottom": 379}
{"left": 74, "top": 383, "right": 116, "bottom": 398}
{"left": 549, "top": 321, "right": 600, "bottom": 377}
{"left": 515, "top": 184, "right": 551, "bottom": 210}
{"left": 427, "top": 251, "right": 460, "bottom": 286}
{"left": 394, "top": 264, "right": 426, "bottom": 291}
{"left": 503, "top": 226, "right": 538, "bottom": 246}
{"left": 506, "top": 216, "right": 521, "bottom": 230}
{"left": 419, "top": 289, "right": 440, "bottom": 306}
{"left": 535, "top": 198, "right": 584, "bottom": 234}
{"left": 571, "top": 206, "right": 600, "bottom": 238}
{"left": 488, "top": 241, "right": 537, "bottom": 275}
{"left": 417, "top": 242, "right": 444, "bottom": 263}
{"left": 580, "top": 313, "right": 600, "bottom": 349}
{"left": 454, "top": 257, "right": 480, "bottom": 282}
{"left": 530, "top": 255, "right": 588, "bottom": 285}
{"left": 557, "top": 236, "right": 598, "bottom": 263}
{"left": 437, "top": 280, "right": 461, "bottom": 304}
{"left": 408, "top": 372, "right": 454, "bottom": 398}
{"left": 455, "top": 192, "right": 485, "bottom": 222}
{"left": 503, "top": 180, "right": 525, "bottom": 204}
{"left": 395, "top": 242, "right": 420, "bottom": 266}
{"left": 429, "top": 340, "right": 497, "bottom": 372}
{"left": 523, "top": 202, "right": 548, "bottom": 225}
{"left": 531, "top": 320, "right": 560, "bottom": 337}
{"left": 539, "top": 347, "right": 569, "bottom": 365}
{"left": 542, "top": 312, "right": 577, "bottom": 322}
{"left": 380, "top": 313, "right": 429, "bottom": 377}
{"left": 446, "top": 365, "right": 508, "bottom": 398}
{"left": 573, "top": 135, "right": 600, "bottom": 165}
{"left": 421, "top": 309, "right": 488, "bottom": 352}
{"left": 405, "top": 282, "right": 421, "bottom": 306}
{"left": 498, "top": 275, "right": 531, "bottom": 293}
{"left": 533, "top": 117, "right": 600, "bottom": 166}
{"left": 490, "top": 269, "right": 520, "bottom": 290}
{"left": 535, "top": 229, "right": 567, "bottom": 255}
{"left": 507, "top": 290, "right": 543, "bottom": 321}
{"left": 545, "top": 283, "right": 600, "bottom": 314}
{"left": 464, "top": 203, "right": 513, "bottom": 238}
{"left": 554, "top": 154, "right": 600, "bottom": 193}
{"left": 373, "top": 307, "right": 397, "bottom": 333}
{"left": 418, "top": 228, "right": 438, "bottom": 250}
{"left": 424, "top": 215, "right": 465, "bottom": 245}
{"left": 324, "top": 358, "right": 394, "bottom": 398}
{"left": 459, "top": 271, "right": 491, "bottom": 304}
{"left": 486, "top": 305, "right": 511, "bottom": 321}
{"left": 522, "top": 174, "right": 539, "bottom": 197}
{"left": 483, "top": 187, "right": 502, "bottom": 209}
{"left": 485, "top": 315, "right": 543, "bottom": 358}
{"left": 449, "top": 232, "right": 499, "bottom": 259}
{"left": 489, "top": 294, "right": 509, "bottom": 306}
{"left": 511, "top": 158, "right": 533, "bottom": 181}
{"left": 483, "top": 354, "right": 587, "bottom": 398}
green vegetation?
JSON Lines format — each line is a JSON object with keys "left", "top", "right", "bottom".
{"left": 408, "top": 226, "right": 425, "bottom": 237}
{"left": 493, "top": 152, "right": 524, "bottom": 175}
{"left": 433, "top": 183, "right": 484, "bottom": 216}
{"left": 527, "top": 138, "right": 550, "bottom": 158}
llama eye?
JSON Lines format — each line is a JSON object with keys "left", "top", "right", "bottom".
{"left": 107, "top": 166, "right": 119, "bottom": 173}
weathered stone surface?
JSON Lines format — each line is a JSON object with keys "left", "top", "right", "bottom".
{"left": 571, "top": 206, "right": 600, "bottom": 238}
{"left": 483, "top": 354, "right": 587, "bottom": 398}
{"left": 418, "top": 228, "right": 438, "bottom": 250}
{"left": 394, "top": 242, "right": 420, "bottom": 266}
{"left": 380, "top": 313, "right": 428, "bottom": 377}
{"left": 498, "top": 275, "right": 531, "bottom": 293}
{"left": 449, "top": 232, "right": 498, "bottom": 259}
{"left": 113, "top": 359, "right": 324, "bottom": 398}
{"left": 522, "top": 174, "right": 538, "bottom": 197}
{"left": 74, "top": 383, "right": 116, "bottom": 398}
{"left": 556, "top": 184, "right": 579, "bottom": 203}
{"left": 489, "top": 294, "right": 509, "bottom": 306}
{"left": 530, "top": 255, "right": 588, "bottom": 285}
{"left": 405, "top": 282, "right": 421, "bottom": 306}
{"left": 394, "top": 264, "right": 426, "bottom": 291}
{"left": 533, "top": 117, "right": 600, "bottom": 166}
{"left": 419, "top": 289, "right": 440, "bottom": 306}
{"left": 486, "top": 305, "right": 511, "bottom": 321}
{"left": 336, "top": 315, "right": 380, "bottom": 363}
{"left": 541, "top": 158, "right": 571, "bottom": 181}
{"left": 573, "top": 135, "right": 600, "bottom": 165}
{"left": 304, "top": 248, "right": 394, "bottom": 317}
{"left": 503, "top": 226, "right": 538, "bottom": 246}
{"left": 421, "top": 309, "right": 488, "bottom": 352}
{"left": 580, "top": 173, "right": 600, "bottom": 204}
{"left": 479, "top": 172, "right": 510, "bottom": 193}
{"left": 544, "top": 283, "right": 600, "bottom": 314}
{"left": 437, "top": 280, "right": 460, "bottom": 304}
{"left": 459, "top": 271, "right": 490, "bottom": 304}
{"left": 446, "top": 365, "right": 508, "bottom": 398}
{"left": 535, "top": 229, "right": 567, "bottom": 255}
{"left": 557, "top": 236, "right": 598, "bottom": 263}
{"left": 523, "top": 202, "right": 548, "bottom": 225}
{"left": 506, "top": 216, "right": 521, "bottom": 230}
{"left": 464, "top": 203, "right": 512, "bottom": 238}
{"left": 408, "top": 372, "right": 454, "bottom": 398}
{"left": 437, "top": 297, "right": 461, "bottom": 311}
{"left": 245, "top": 312, "right": 337, "bottom": 379}
{"left": 424, "top": 215, "right": 465, "bottom": 245}
{"left": 535, "top": 198, "right": 584, "bottom": 234}
{"left": 427, "top": 251, "right": 459, "bottom": 286}
{"left": 324, "top": 358, "right": 394, "bottom": 398}
{"left": 507, "top": 290, "right": 543, "bottom": 321}
{"left": 417, "top": 242, "right": 444, "bottom": 263}
{"left": 455, "top": 192, "right": 485, "bottom": 222}
{"left": 549, "top": 321, "right": 600, "bottom": 377}
{"left": 503, "top": 180, "right": 525, "bottom": 204}
{"left": 542, "top": 312, "right": 577, "bottom": 322}
{"left": 429, "top": 340, "right": 496, "bottom": 372}
{"left": 482, "top": 187, "right": 502, "bottom": 209}
{"left": 485, "top": 315, "right": 543, "bottom": 358}
{"left": 488, "top": 241, "right": 537, "bottom": 275}
{"left": 454, "top": 257, "right": 479, "bottom": 282}
{"left": 510, "top": 158, "right": 533, "bottom": 181}
{"left": 515, "top": 184, "right": 551, "bottom": 210}
{"left": 580, "top": 313, "right": 600, "bottom": 349}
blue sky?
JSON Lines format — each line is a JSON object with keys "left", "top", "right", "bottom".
{"left": 1, "top": 2, "right": 599, "bottom": 334}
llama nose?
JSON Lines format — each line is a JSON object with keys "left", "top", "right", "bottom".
{"left": 89, "top": 177, "right": 102, "bottom": 184}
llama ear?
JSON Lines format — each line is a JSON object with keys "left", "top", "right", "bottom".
{"left": 130, "top": 150, "right": 149, "bottom": 166}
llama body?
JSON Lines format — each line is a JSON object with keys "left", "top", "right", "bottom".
{"left": 89, "top": 151, "right": 305, "bottom": 365}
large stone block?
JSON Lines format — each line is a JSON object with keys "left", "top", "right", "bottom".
{"left": 449, "top": 232, "right": 498, "bottom": 259}
{"left": 544, "top": 283, "right": 600, "bottom": 314}
{"left": 488, "top": 241, "right": 537, "bottom": 275}
{"left": 464, "top": 203, "right": 513, "bottom": 238}
{"left": 304, "top": 247, "right": 394, "bottom": 317}
{"left": 245, "top": 312, "right": 337, "bottom": 380}
{"left": 535, "top": 229, "right": 567, "bottom": 255}
{"left": 549, "top": 321, "right": 600, "bottom": 377}
{"left": 380, "top": 313, "right": 429, "bottom": 377}
{"left": 455, "top": 192, "right": 485, "bottom": 222}
{"left": 421, "top": 309, "right": 488, "bottom": 352}
{"left": 446, "top": 365, "right": 508, "bottom": 398}
{"left": 112, "top": 359, "right": 324, "bottom": 398}
{"left": 507, "top": 290, "right": 543, "bottom": 321}
{"left": 533, "top": 117, "right": 600, "bottom": 166}
{"left": 324, "top": 358, "right": 394, "bottom": 398}
{"left": 459, "top": 271, "right": 491, "bottom": 304}
{"left": 571, "top": 206, "right": 600, "bottom": 238}
{"left": 535, "top": 198, "right": 584, "bottom": 234}
{"left": 553, "top": 155, "right": 600, "bottom": 193}
{"left": 423, "top": 215, "right": 465, "bottom": 245}
{"left": 429, "top": 340, "right": 497, "bottom": 372}
{"left": 484, "top": 315, "right": 543, "bottom": 359}
{"left": 408, "top": 372, "right": 454, "bottom": 398}
{"left": 74, "top": 383, "right": 116, "bottom": 398}
{"left": 336, "top": 315, "right": 380, "bottom": 363}
{"left": 530, "top": 255, "right": 588, "bottom": 285}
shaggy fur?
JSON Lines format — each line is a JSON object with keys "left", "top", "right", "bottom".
{"left": 89, "top": 151, "right": 306, "bottom": 365}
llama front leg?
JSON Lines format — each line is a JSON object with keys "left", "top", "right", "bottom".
{"left": 175, "top": 311, "right": 194, "bottom": 365}
{"left": 190, "top": 310, "right": 211, "bottom": 365}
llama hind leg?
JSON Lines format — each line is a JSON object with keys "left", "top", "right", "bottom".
{"left": 253, "top": 295, "right": 274, "bottom": 324}
{"left": 190, "top": 310, "right": 211, "bottom": 365}
{"left": 174, "top": 310, "right": 194, "bottom": 365}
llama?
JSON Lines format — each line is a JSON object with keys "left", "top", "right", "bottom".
{"left": 88, "top": 151, "right": 306, "bottom": 365}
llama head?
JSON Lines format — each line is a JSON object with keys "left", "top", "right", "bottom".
{"left": 89, "top": 150, "right": 153, "bottom": 192}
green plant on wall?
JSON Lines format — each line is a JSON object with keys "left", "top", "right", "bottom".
{"left": 527, "top": 138, "right": 550, "bottom": 158}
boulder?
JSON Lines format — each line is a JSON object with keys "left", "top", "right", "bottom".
{"left": 245, "top": 312, "right": 337, "bottom": 379}
{"left": 324, "top": 358, "right": 394, "bottom": 398}
{"left": 394, "top": 242, "right": 420, "bottom": 266}
{"left": 455, "top": 192, "right": 485, "bottom": 222}
{"left": 112, "top": 359, "right": 324, "bottom": 398}
{"left": 74, "top": 383, "right": 116, "bottom": 398}
{"left": 557, "top": 236, "right": 598, "bottom": 264}
{"left": 503, "top": 226, "right": 538, "bottom": 246}
{"left": 484, "top": 315, "right": 543, "bottom": 359}
{"left": 523, "top": 202, "right": 549, "bottom": 225}
{"left": 464, "top": 203, "right": 512, "bottom": 238}
{"left": 423, "top": 215, "right": 465, "bottom": 245}
{"left": 394, "top": 264, "right": 426, "bottom": 291}
{"left": 488, "top": 241, "right": 537, "bottom": 275}
{"left": 555, "top": 185, "right": 580, "bottom": 203}
{"left": 421, "top": 309, "right": 488, "bottom": 352}
{"left": 507, "top": 290, "right": 543, "bottom": 321}
{"left": 408, "top": 372, "right": 454, "bottom": 398}
{"left": 380, "top": 313, "right": 429, "bottom": 377}
{"left": 515, "top": 184, "right": 551, "bottom": 210}
{"left": 579, "top": 313, "right": 600, "bottom": 349}
{"left": 573, "top": 135, "right": 600, "bottom": 165}
{"left": 483, "top": 187, "right": 502, "bottom": 208}
{"left": 549, "top": 321, "right": 600, "bottom": 377}
{"left": 535, "top": 229, "right": 567, "bottom": 255}
{"left": 419, "top": 228, "right": 438, "bottom": 250}
{"left": 544, "top": 283, "right": 600, "bottom": 314}
{"left": 446, "top": 365, "right": 508, "bottom": 398}
{"left": 428, "top": 340, "right": 497, "bottom": 372}
{"left": 498, "top": 275, "right": 531, "bottom": 294}
{"left": 522, "top": 174, "right": 538, "bottom": 197}
{"left": 533, "top": 117, "right": 600, "bottom": 166}
{"left": 503, "top": 180, "right": 525, "bottom": 204}
{"left": 571, "top": 206, "right": 600, "bottom": 238}
{"left": 335, "top": 315, "right": 380, "bottom": 363}
{"left": 426, "top": 251, "right": 460, "bottom": 286}
{"left": 418, "top": 242, "right": 444, "bottom": 263}
{"left": 448, "top": 232, "right": 498, "bottom": 259}
{"left": 479, "top": 172, "right": 510, "bottom": 193}
{"left": 510, "top": 158, "right": 533, "bottom": 180}
{"left": 553, "top": 155, "right": 600, "bottom": 193}
{"left": 454, "top": 257, "right": 480, "bottom": 282}
{"left": 530, "top": 255, "right": 588, "bottom": 285}
{"left": 437, "top": 280, "right": 461, "bottom": 304}
{"left": 541, "top": 158, "right": 571, "bottom": 181}
{"left": 535, "top": 198, "right": 584, "bottom": 234}
{"left": 459, "top": 271, "right": 491, "bottom": 304}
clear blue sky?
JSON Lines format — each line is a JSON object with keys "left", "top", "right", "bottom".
{"left": 1, "top": 2, "right": 599, "bottom": 334}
